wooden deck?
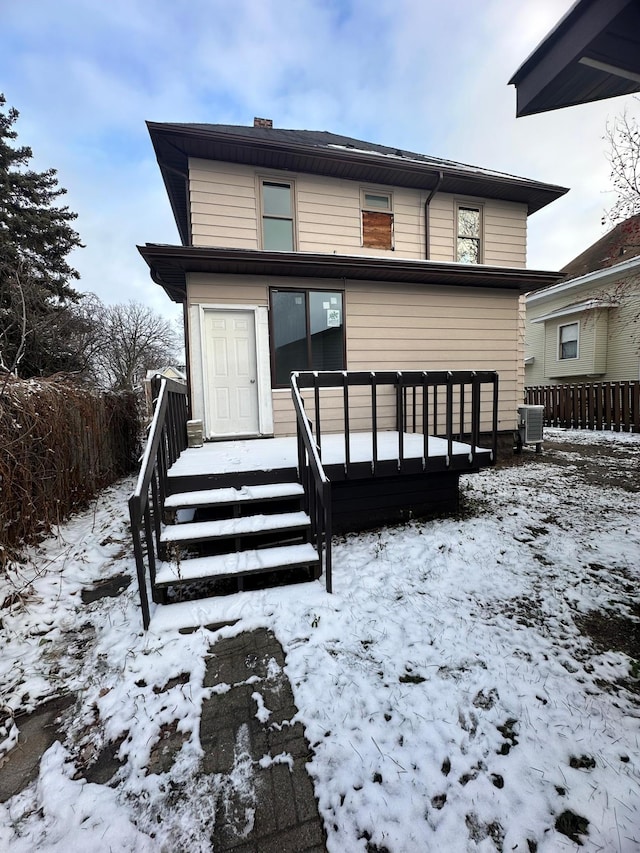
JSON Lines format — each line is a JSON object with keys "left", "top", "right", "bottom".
{"left": 129, "top": 370, "right": 499, "bottom": 628}
{"left": 167, "top": 430, "right": 493, "bottom": 491}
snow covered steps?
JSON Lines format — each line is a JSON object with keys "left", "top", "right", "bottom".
{"left": 164, "top": 482, "right": 304, "bottom": 511}
{"left": 160, "top": 511, "right": 311, "bottom": 546}
{"left": 154, "top": 479, "right": 320, "bottom": 601}
{"left": 155, "top": 542, "right": 319, "bottom": 587}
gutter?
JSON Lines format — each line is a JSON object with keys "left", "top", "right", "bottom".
{"left": 425, "top": 171, "right": 444, "bottom": 259}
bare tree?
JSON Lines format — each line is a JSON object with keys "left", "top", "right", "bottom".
{"left": 604, "top": 102, "right": 640, "bottom": 226}
{"left": 92, "top": 301, "right": 181, "bottom": 391}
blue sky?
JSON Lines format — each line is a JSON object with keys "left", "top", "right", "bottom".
{"left": 2, "top": 0, "right": 636, "bottom": 321}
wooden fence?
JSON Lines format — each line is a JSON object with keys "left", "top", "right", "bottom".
{"left": 525, "top": 382, "right": 640, "bottom": 431}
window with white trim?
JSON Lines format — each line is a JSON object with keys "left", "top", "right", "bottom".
{"left": 261, "top": 180, "right": 295, "bottom": 251}
{"left": 558, "top": 322, "right": 579, "bottom": 360}
{"left": 361, "top": 189, "right": 393, "bottom": 250}
{"left": 456, "top": 204, "right": 482, "bottom": 263}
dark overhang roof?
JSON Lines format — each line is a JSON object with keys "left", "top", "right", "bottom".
{"left": 147, "top": 122, "right": 568, "bottom": 244}
{"left": 138, "top": 244, "right": 563, "bottom": 302}
{"left": 510, "top": 0, "right": 640, "bottom": 117}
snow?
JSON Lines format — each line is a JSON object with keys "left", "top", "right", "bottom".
{"left": 1, "top": 429, "right": 640, "bottom": 851}
{"left": 168, "top": 431, "right": 491, "bottom": 477}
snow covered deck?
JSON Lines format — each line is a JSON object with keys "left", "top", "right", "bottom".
{"left": 167, "top": 431, "right": 493, "bottom": 485}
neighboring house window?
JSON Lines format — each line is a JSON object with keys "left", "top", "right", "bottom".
{"left": 270, "top": 289, "right": 344, "bottom": 386}
{"left": 558, "top": 322, "right": 579, "bottom": 360}
{"left": 362, "top": 190, "right": 393, "bottom": 250}
{"left": 456, "top": 204, "right": 482, "bottom": 263}
{"left": 261, "top": 180, "right": 295, "bottom": 250}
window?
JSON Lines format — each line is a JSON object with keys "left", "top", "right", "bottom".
{"left": 271, "top": 289, "right": 344, "bottom": 386}
{"left": 559, "top": 322, "right": 578, "bottom": 360}
{"left": 362, "top": 190, "right": 393, "bottom": 250}
{"left": 456, "top": 204, "right": 482, "bottom": 263}
{"left": 261, "top": 180, "right": 295, "bottom": 250}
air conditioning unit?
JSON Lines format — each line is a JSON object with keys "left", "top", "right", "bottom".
{"left": 516, "top": 405, "right": 544, "bottom": 452}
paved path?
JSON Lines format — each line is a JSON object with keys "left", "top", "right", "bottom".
{"left": 2, "top": 626, "right": 327, "bottom": 852}
{"left": 202, "top": 628, "right": 327, "bottom": 852}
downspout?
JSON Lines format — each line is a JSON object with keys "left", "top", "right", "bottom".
{"left": 425, "top": 171, "right": 444, "bottom": 260}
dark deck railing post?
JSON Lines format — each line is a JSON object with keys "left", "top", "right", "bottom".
{"left": 492, "top": 373, "right": 499, "bottom": 461}
{"left": 396, "top": 372, "right": 404, "bottom": 470}
{"left": 422, "top": 372, "right": 429, "bottom": 467}
{"left": 343, "top": 372, "right": 350, "bottom": 475}
{"left": 323, "top": 481, "right": 332, "bottom": 594}
{"left": 291, "top": 373, "right": 333, "bottom": 593}
{"left": 314, "top": 375, "right": 322, "bottom": 455}
{"left": 128, "top": 497, "right": 151, "bottom": 630}
{"left": 371, "top": 372, "right": 378, "bottom": 476}
{"left": 470, "top": 373, "right": 480, "bottom": 466}
{"left": 446, "top": 373, "right": 453, "bottom": 465}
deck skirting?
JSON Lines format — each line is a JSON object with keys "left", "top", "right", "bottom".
{"left": 330, "top": 471, "right": 460, "bottom": 533}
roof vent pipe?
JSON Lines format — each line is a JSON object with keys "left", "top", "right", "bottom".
{"left": 425, "top": 170, "right": 444, "bottom": 259}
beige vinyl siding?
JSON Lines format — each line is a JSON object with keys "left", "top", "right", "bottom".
{"left": 187, "top": 273, "right": 268, "bottom": 306}
{"left": 427, "top": 196, "right": 527, "bottom": 267}
{"left": 483, "top": 202, "right": 527, "bottom": 267}
{"left": 186, "top": 272, "right": 521, "bottom": 438}
{"left": 187, "top": 159, "right": 528, "bottom": 266}
{"left": 281, "top": 281, "right": 519, "bottom": 435}
{"left": 189, "top": 159, "right": 258, "bottom": 248}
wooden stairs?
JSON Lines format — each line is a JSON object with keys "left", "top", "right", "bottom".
{"left": 153, "top": 481, "right": 321, "bottom": 602}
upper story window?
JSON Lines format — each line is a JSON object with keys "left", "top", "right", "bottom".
{"left": 261, "top": 180, "right": 295, "bottom": 251}
{"left": 456, "top": 203, "right": 482, "bottom": 263}
{"left": 270, "top": 288, "right": 345, "bottom": 386}
{"left": 558, "top": 322, "right": 579, "bottom": 360}
{"left": 362, "top": 190, "right": 393, "bottom": 250}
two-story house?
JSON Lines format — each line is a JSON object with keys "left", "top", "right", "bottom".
{"left": 525, "top": 215, "right": 640, "bottom": 385}
{"left": 139, "top": 119, "right": 566, "bottom": 443}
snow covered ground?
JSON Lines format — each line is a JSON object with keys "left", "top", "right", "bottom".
{"left": 1, "top": 428, "right": 639, "bottom": 852}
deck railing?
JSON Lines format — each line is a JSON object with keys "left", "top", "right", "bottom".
{"left": 291, "top": 373, "right": 333, "bottom": 593}
{"left": 526, "top": 382, "right": 640, "bottom": 432}
{"left": 128, "top": 377, "right": 189, "bottom": 629}
{"left": 292, "top": 370, "right": 499, "bottom": 477}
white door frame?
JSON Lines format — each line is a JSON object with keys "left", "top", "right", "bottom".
{"left": 191, "top": 304, "right": 274, "bottom": 438}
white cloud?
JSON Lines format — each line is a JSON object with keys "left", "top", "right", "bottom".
{"left": 0, "top": 0, "right": 635, "bottom": 314}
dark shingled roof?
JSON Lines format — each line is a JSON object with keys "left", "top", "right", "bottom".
{"left": 561, "top": 214, "right": 640, "bottom": 278}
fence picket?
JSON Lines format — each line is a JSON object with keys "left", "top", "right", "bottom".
{"left": 525, "top": 382, "right": 640, "bottom": 432}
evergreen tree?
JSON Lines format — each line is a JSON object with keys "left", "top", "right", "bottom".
{"left": 0, "top": 93, "right": 84, "bottom": 377}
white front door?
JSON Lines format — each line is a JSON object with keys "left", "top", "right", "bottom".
{"left": 203, "top": 310, "right": 260, "bottom": 437}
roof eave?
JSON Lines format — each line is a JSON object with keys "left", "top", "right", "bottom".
{"left": 510, "top": 0, "right": 640, "bottom": 117}
{"left": 138, "top": 245, "right": 563, "bottom": 303}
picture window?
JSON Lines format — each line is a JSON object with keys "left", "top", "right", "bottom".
{"left": 270, "top": 289, "right": 345, "bottom": 386}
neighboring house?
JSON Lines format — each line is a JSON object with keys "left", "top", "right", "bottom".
{"left": 509, "top": 0, "right": 640, "bottom": 117}
{"left": 138, "top": 119, "right": 566, "bottom": 442}
{"left": 525, "top": 215, "right": 640, "bottom": 384}
{"left": 146, "top": 366, "right": 187, "bottom": 383}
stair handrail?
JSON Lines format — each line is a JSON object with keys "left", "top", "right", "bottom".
{"left": 290, "top": 371, "right": 333, "bottom": 593}
{"left": 129, "top": 376, "right": 189, "bottom": 629}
